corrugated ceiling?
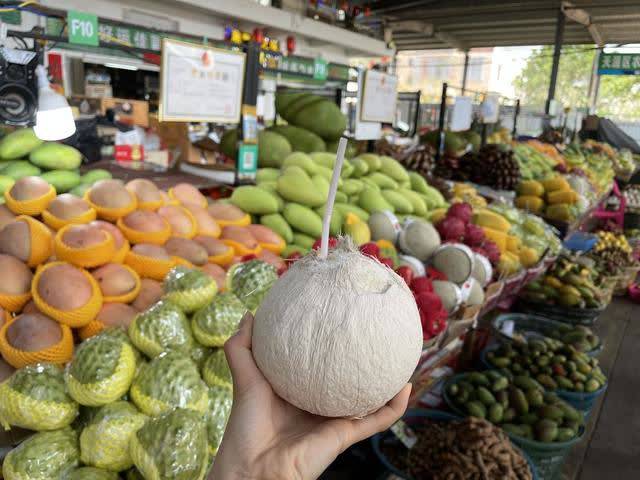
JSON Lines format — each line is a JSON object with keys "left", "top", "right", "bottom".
{"left": 362, "top": 0, "right": 640, "bottom": 50}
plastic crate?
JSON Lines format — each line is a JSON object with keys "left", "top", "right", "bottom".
{"left": 491, "top": 313, "right": 603, "bottom": 357}
{"left": 442, "top": 375, "right": 584, "bottom": 480}
{"left": 371, "top": 408, "right": 539, "bottom": 480}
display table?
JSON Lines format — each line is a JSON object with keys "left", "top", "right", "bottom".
{"left": 80, "top": 160, "right": 222, "bottom": 191}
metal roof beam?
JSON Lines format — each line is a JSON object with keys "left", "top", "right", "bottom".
{"left": 434, "top": 30, "right": 466, "bottom": 50}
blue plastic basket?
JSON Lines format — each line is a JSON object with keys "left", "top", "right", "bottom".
{"left": 371, "top": 408, "right": 539, "bottom": 480}
{"left": 491, "top": 313, "right": 603, "bottom": 357}
{"left": 563, "top": 232, "right": 598, "bottom": 252}
{"left": 480, "top": 346, "right": 607, "bottom": 414}
{"left": 442, "top": 375, "right": 585, "bottom": 480}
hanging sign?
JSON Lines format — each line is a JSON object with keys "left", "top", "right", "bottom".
{"left": 313, "top": 58, "right": 328, "bottom": 81}
{"left": 360, "top": 70, "right": 398, "bottom": 123}
{"left": 450, "top": 96, "right": 473, "bottom": 132}
{"left": 67, "top": 10, "right": 99, "bottom": 47}
{"left": 159, "top": 38, "right": 246, "bottom": 123}
{"left": 598, "top": 53, "right": 640, "bottom": 75}
{"left": 480, "top": 93, "right": 500, "bottom": 124}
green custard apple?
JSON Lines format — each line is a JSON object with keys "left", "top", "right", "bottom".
{"left": 202, "top": 349, "right": 232, "bottom": 390}
{"left": 226, "top": 259, "right": 277, "bottom": 311}
{"left": 130, "top": 408, "right": 208, "bottom": 480}
{"left": 65, "top": 331, "right": 137, "bottom": 407}
{"left": 163, "top": 266, "right": 217, "bottom": 313}
{"left": 0, "top": 363, "right": 78, "bottom": 431}
{"left": 80, "top": 401, "right": 147, "bottom": 472}
{"left": 124, "top": 469, "right": 144, "bottom": 480}
{"left": 130, "top": 351, "right": 209, "bottom": 416}
{"left": 190, "top": 344, "right": 212, "bottom": 371}
{"left": 192, "top": 292, "right": 246, "bottom": 347}
{"left": 2, "top": 427, "right": 79, "bottom": 480}
{"left": 128, "top": 300, "right": 194, "bottom": 358}
{"left": 206, "top": 386, "right": 232, "bottom": 455}
{"left": 64, "top": 467, "right": 120, "bottom": 480}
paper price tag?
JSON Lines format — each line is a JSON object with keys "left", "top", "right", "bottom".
{"left": 390, "top": 419, "right": 418, "bottom": 449}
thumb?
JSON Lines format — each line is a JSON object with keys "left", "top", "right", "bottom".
{"left": 224, "top": 312, "right": 265, "bottom": 395}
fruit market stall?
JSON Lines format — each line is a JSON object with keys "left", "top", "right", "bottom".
{"left": 0, "top": 79, "right": 635, "bottom": 479}
{"left": 0, "top": 64, "right": 636, "bottom": 480}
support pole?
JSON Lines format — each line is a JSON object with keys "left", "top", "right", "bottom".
{"left": 236, "top": 42, "right": 260, "bottom": 184}
{"left": 588, "top": 49, "right": 601, "bottom": 114}
{"left": 512, "top": 99, "right": 520, "bottom": 138}
{"left": 461, "top": 51, "right": 469, "bottom": 95}
{"left": 545, "top": 9, "right": 566, "bottom": 117}
{"left": 435, "top": 82, "right": 448, "bottom": 163}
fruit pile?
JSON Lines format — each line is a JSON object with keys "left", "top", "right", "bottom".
{"left": 470, "top": 204, "right": 561, "bottom": 276}
{"left": 233, "top": 151, "right": 448, "bottom": 258}
{"left": 383, "top": 417, "right": 533, "bottom": 480}
{"left": 515, "top": 175, "right": 588, "bottom": 222}
{"left": 0, "top": 259, "right": 265, "bottom": 478}
{"left": 589, "top": 230, "right": 636, "bottom": 277}
{"left": 571, "top": 143, "right": 615, "bottom": 194}
{"left": 0, "top": 172, "right": 294, "bottom": 372}
{"left": 398, "top": 144, "right": 436, "bottom": 177}
{"left": 512, "top": 143, "right": 557, "bottom": 181}
{"left": 435, "top": 144, "right": 521, "bottom": 191}
{"left": 623, "top": 185, "right": 640, "bottom": 213}
{"left": 547, "top": 324, "right": 601, "bottom": 354}
{"left": 522, "top": 256, "right": 606, "bottom": 309}
{"left": 485, "top": 337, "right": 607, "bottom": 394}
{"left": 0, "top": 128, "right": 88, "bottom": 196}
{"left": 446, "top": 369, "right": 585, "bottom": 443}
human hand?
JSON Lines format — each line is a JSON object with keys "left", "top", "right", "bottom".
{"left": 210, "top": 312, "right": 411, "bottom": 480}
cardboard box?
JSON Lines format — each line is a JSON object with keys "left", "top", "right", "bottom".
{"left": 69, "top": 96, "right": 150, "bottom": 128}
{"left": 85, "top": 83, "right": 113, "bottom": 98}
{"left": 100, "top": 98, "right": 149, "bottom": 128}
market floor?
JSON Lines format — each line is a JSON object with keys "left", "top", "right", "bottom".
{"left": 563, "top": 298, "right": 640, "bottom": 479}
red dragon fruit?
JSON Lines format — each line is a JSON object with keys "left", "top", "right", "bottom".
{"left": 447, "top": 202, "right": 473, "bottom": 223}
{"left": 437, "top": 217, "right": 466, "bottom": 242}
{"left": 464, "top": 223, "right": 485, "bottom": 246}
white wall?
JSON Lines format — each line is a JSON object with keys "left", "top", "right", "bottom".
{"left": 40, "top": 0, "right": 356, "bottom": 64}
{"left": 42, "top": 0, "right": 226, "bottom": 40}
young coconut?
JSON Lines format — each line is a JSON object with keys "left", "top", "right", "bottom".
{"left": 2, "top": 427, "right": 79, "bottom": 480}
{"left": 252, "top": 138, "right": 422, "bottom": 418}
{"left": 79, "top": 401, "right": 147, "bottom": 472}
{"left": 0, "top": 363, "right": 79, "bottom": 431}
{"left": 129, "top": 408, "right": 208, "bottom": 480}
{"left": 65, "top": 330, "right": 137, "bottom": 406}
{"left": 129, "top": 351, "right": 209, "bottom": 416}
{"left": 128, "top": 299, "right": 193, "bottom": 358}
{"left": 163, "top": 266, "right": 217, "bottom": 313}
{"left": 191, "top": 292, "right": 246, "bottom": 347}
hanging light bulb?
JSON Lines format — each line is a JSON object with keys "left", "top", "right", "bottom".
{"left": 33, "top": 65, "right": 76, "bottom": 141}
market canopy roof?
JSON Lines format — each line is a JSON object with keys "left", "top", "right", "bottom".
{"left": 364, "top": 0, "right": 640, "bottom": 50}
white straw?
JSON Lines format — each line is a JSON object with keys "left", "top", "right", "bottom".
{"left": 319, "top": 137, "right": 348, "bottom": 260}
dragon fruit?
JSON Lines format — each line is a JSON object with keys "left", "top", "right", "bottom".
{"left": 447, "top": 203, "right": 473, "bottom": 223}
{"left": 464, "top": 223, "right": 485, "bottom": 246}
{"left": 437, "top": 217, "right": 466, "bottom": 242}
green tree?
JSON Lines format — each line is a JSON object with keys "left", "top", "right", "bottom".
{"left": 513, "top": 46, "right": 640, "bottom": 119}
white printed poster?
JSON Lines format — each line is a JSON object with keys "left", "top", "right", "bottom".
{"left": 360, "top": 70, "right": 398, "bottom": 123}
{"left": 160, "top": 38, "right": 246, "bottom": 123}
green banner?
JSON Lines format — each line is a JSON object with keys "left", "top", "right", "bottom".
{"left": 598, "top": 53, "right": 640, "bottom": 75}
{"left": 67, "top": 10, "right": 99, "bottom": 46}
{"left": 313, "top": 58, "right": 328, "bottom": 81}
